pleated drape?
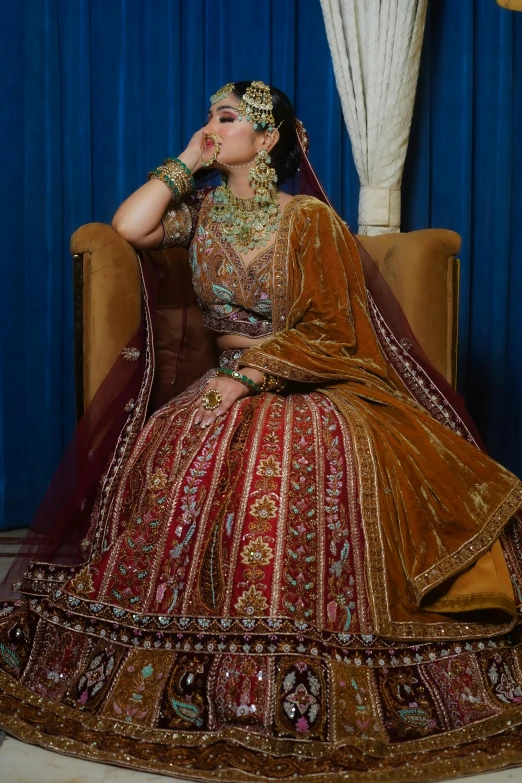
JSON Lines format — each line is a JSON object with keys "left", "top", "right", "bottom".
{"left": 0, "top": 0, "right": 520, "bottom": 529}
{"left": 320, "top": 0, "right": 428, "bottom": 235}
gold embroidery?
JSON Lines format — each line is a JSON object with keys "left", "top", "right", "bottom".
{"left": 256, "top": 456, "right": 282, "bottom": 478}
{"left": 148, "top": 467, "right": 169, "bottom": 491}
{"left": 234, "top": 584, "right": 269, "bottom": 615}
{"left": 330, "top": 660, "right": 387, "bottom": 743}
{"left": 250, "top": 495, "right": 278, "bottom": 522}
{"left": 68, "top": 566, "right": 94, "bottom": 596}
{"left": 326, "top": 388, "right": 520, "bottom": 641}
{"left": 159, "top": 200, "right": 193, "bottom": 249}
{"left": 240, "top": 537, "right": 274, "bottom": 567}
{"left": 101, "top": 649, "right": 172, "bottom": 726}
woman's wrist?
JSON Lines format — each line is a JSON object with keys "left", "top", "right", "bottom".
{"left": 148, "top": 157, "right": 195, "bottom": 200}
{"left": 239, "top": 367, "right": 265, "bottom": 386}
{"left": 177, "top": 149, "right": 202, "bottom": 175}
{"left": 241, "top": 366, "right": 287, "bottom": 394}
{"left": 216, "top": 368, "right": 262, "bottom": 394}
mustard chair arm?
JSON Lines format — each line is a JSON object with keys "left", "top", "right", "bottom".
{"left": 71, "top": 223, "right": 141, "bottom": 416}
{"left": 357, "top": 228, "right": 461, "bottom": 386}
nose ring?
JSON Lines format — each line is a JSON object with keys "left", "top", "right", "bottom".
{"left": 202, "top": 133, "right": 220, "bottom": 167}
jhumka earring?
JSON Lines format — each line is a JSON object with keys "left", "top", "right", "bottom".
{"left": 236, "top": 81, "right": 279, "bottom": 206}
{"left": 249, "top": 148, "right": 278, "bottom": 206}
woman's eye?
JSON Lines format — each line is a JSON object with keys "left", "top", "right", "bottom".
{"left": 219, "top": 117, "right": 234, "bottom": 123}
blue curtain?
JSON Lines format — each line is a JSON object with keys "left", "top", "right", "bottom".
{"left": 402, "top": 0, "right": 522, "bottom": 478}
{"left": 0, "top": 0, "right": 520, "bottom": 529}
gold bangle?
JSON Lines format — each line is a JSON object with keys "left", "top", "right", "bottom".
{"left": 260, "top": 373, "right": 286, "bottom": 393}
{"left": 148, "top": 158, "right": 195, "bottom": 199}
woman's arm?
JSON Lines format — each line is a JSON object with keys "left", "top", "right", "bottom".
{"left": 111, "top": 136, "right": 203, "bottom": 249}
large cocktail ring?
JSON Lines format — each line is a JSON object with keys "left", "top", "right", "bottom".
{"left": 201, "top": 133, "right": 220, "bottom": 167}
{"left": 201, "top": 389, "right": 222, "bottom": 410}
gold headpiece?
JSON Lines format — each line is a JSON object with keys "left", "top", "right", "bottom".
{"left": 210, "top": 82, "right": 235, "bottom": 105}
{"left": 295, "top": 119, "right": 309, "bottom": 154}
{"left": 236, "top": 81, "right": 275, "bottom": 131}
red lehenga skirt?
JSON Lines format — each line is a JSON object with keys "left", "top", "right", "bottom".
{"left": 2, "top": 363, "right": 522, "bottom": 782}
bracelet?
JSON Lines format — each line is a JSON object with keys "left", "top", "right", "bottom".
{"left": 148, "top": 158, "right": 195, "bottom": 200}
{"left": 162, "top": 158, "right": 195, "bottom": 194}
{"left": 216, "top": 367, "right": 262, "bottom": 394}
{"left": 260, "top": 372, "right": 286, "bottom": 393}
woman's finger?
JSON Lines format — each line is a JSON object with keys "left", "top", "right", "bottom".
{"left": 194, "top": 402, "right": 224, "bottom": 428}
{"left": 193, "top": 376, "right": 251, "bottom": 428}
{"left": 201, "top": 405, "right": 225, "bottom": 428}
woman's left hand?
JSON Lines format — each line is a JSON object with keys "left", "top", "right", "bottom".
{"left": 194, "top": 368, "right": 264, "bottom": 428}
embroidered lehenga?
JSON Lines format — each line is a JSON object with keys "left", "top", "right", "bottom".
{"left": 2, "top": 185, "right": 522, "bottom": 783}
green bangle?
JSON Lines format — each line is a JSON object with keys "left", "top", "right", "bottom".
{"left": 160, "top": 173, "right": 181, "bottom": 197}
{"left": 147, "top": 168, "right": 181, "bottom": 199}
{"left": 216, "top": 367, "right": 262, "bottom": 394}
{"left": 170, "top": 157, "right": 195, "bottom": 189}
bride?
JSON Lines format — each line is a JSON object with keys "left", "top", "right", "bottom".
{"left": 0, "top": 80, "right": 521, "bottom": 783}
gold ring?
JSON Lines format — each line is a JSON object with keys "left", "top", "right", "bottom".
{"left": 202, "top": 389, "right": 222, "bottom": 410}
{"left": 202, "top": 133, "right": 220, "bottom": 167}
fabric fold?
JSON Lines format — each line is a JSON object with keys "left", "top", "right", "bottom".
{"left": 240, "top": 196, "right": 522, "bottom": 639}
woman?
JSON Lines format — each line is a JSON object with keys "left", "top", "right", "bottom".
{"left": 1, "top": 80, "right": 522, "bottom": 782}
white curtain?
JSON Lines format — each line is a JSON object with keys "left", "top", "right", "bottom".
{"left": 320, "top": 0, "right": 428, "bottom": 235}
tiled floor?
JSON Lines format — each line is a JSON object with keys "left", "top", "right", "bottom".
{"left": 0, "top": 527, "right": 27, "bottom": 583}
{"left": 0, "top": 735, "right": 521, "bottom": 783}
{"left": 0, "top": 736, "right": 192, "bottom": 782}
{"left": 1, "top": 529, "right": 521, "bottom": 783}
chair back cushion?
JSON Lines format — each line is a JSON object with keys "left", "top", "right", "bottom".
{"left": 357, "top": 229, "right": 461, "bottom": 384}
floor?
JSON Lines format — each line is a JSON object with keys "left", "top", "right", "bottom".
{"left": 0, "top": 529, "right": 521, "bottom": 783}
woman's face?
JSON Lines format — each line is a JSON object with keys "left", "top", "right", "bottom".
{"left": 202, "top": 94, "right": 270, "bottom": 168}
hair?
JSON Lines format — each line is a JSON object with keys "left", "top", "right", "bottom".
{"left": 231, "top": 82, "right": 301, "bottom": 184}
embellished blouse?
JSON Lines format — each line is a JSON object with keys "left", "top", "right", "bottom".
{"left": 159, "top": 187, "right": 273, "bottom": 339}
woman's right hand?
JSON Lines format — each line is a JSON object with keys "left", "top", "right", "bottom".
{"left": 111, "top": 127, "right": 206, "bottom": 249}
{"left": 177, "top": 129, "right": 206, "bottom": 175}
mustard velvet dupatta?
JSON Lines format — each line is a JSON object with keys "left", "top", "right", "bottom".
{"left": 240, "top": 195, "right": 522, "bottom": 641}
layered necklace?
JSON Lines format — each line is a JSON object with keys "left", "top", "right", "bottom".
{"left": 209, "top": 153, "right": 281, "bottom": 255}
{"left": 210, "top": 185, "right": 281, "bottom": 254}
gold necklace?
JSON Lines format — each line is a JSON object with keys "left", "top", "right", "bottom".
{"left": 210, "top": 181, "right": 281, "bottom": 254}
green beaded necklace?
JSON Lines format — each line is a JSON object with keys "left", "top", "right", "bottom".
{"left": 210, "top": 178, "right": 281, "bottom": 255}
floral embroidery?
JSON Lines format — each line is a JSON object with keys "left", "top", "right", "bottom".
{"left": 483, "top": 652, "right": 522, "bottom": 705}
{"left": 66, "top": 645, "right": 124, "bottom": 711}
{"left": 4, "top": 320, "right": 522, "bottom": 782}
{"left": 276, "top": 658, "right": 326, "bottom": 739}
{"left": 189, "top": 195, "right": 275, "bottom": 338}
{"left": 105, "top": 650, "right": 172, "bottom": 725}
{"left": 234, "top": 585, "right": 269, "bottom": 616}
{"left": 249, "top": 495, "right": 277, "bottom": 522}
{"left": 256, "top": 456, "right": 282, "bottom": 479}
{"left": 120, "top": 347, "right": 140, "bottom": 361}
{"left": 69, "top": 566, "right": 94, "bottom": 596}
{"left": 240, "top": 537, "right": 274, "bottom": 567}
{"left": 148, "top": 468, "right": 169, "bottom": 492}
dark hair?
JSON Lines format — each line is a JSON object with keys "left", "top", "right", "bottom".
{"left": 231, "top": 82, "right": 300, "bottom": 184}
